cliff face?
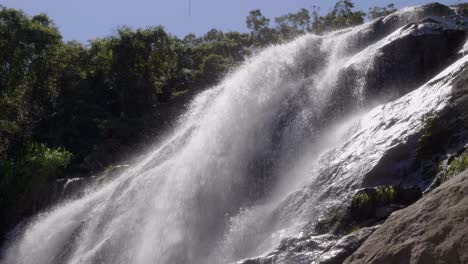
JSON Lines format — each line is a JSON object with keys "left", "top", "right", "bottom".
{"left": 236, "top": 51, "right": 468, "bottom": 264}
{"left": 345, "top": 170, "right": 468, "bottom": 264}
{"left": 235, "top": 4, "right": 468, "bottom": 264}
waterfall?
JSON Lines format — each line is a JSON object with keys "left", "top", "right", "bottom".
{"left": 1, "top": 5, "right": 463, "bottom": 264}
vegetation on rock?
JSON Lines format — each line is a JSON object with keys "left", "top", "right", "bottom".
{"left": 444, "top": 151, "right": 468, "bottom": 182}
{"left": 317, "top": 186, "right": 421, "bottom": 236}
{"left": 0, "top": 143, "right": 72, "bottom": 239}
{"left": 416, "top": 114, "right": 436, "bottom": 160}
{"left": 345, "top": 172, "right": 468, "bottom": 264}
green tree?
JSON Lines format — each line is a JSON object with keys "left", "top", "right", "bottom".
{"left": 0, "top": 7, "right": 62, "bottom": 159}
{"left": 275, "top": 8, "right": 311, "bottom": 39}
{"left": 246, "top": 9, "right": 277, "bottom": 46}
{"left": 312, "top": 0, "right": 366, "bottom": 33}
{"left": 368, "top": 4, "right": 397, "bottom": 20}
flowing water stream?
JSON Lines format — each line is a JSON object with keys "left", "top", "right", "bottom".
{"left": 1, "top": 5, "right": 464, "bottom": 264}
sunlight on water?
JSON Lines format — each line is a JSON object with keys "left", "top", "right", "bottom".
{"left": 1, "top": 4, "right": 465, "bottom": 264}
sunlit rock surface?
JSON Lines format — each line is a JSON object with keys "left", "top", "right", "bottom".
{"left": 236, "top": 46, "right": 468, "bottom": 264}
{"left": 345, "top": 170, "right": 468, "bottom": 264}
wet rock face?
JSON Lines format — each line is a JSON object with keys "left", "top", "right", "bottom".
{"left": 235, "top": 227, "right": 378, "bottom": 264}
{"left": 363, "top": 53, "right": 468, "bottom": 189}
{"left": 345, "top": 170, "right": 468, "bottom": 264}
{"left": 232, "top": 9, "right": 468, "bottom": 264}
{"left": 366, "top": 19, "right": 466, "bottom": 97}
{"left": 314, "top": 186, "right": 421, "bottom": 236}
{"left": 317, "top": 226, "right": 378, "bottom": 264}
{"left": 364, "top": 19, "right": 466, "bottom": 100}
{"left": 234, "top": 185, "right": 421, "bottom": 264}
{"left": 327, "top": 15, "right": 467, "bottom": 122}
{"left": 346, "top": 3, "right": 456, "bottom": 54}
{"left": 346, "top": 186, "right": 420, "bottom": 227}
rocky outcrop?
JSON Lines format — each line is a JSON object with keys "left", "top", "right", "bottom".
{"left": 235, "top": 184, "right": 421, "bottom": 264}
{"left": 362, "top": 45, "right": 468, "bottom": 189}
{"left": 364, "top": 16, "right": 467, "bottom": 99}
{"left": 236, "top": 227, "right": 378, "bottom": 264}
{"left": 317, "top": 226, "right": 379, "bottom": 264}
{"left": 329, "top": 14, "right": 467, "bottom": 119}
{"left": 232, "top": 7, "right": 468, "bottom": 263}
{"left": 345, "top": 170, "right": 468, "bottom": 264}
{"left": 345, "top": 3, "right": 457, "bottom": 53}
{"left": 315, "top": 186, "right": 421, "bottom": 235}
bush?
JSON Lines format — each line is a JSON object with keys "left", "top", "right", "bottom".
{"left": 351, "top": 192, "right": 370, "bottom": 209}
{"left": 375, "top": 186, "right": 396, "bottom": 203}
{"left": 0, "top": 143, "right": 72, "bottom": 238}
{"left": 443, "top": 152, "right": 468, "bottom": 181}
{"left": 23, "top": 143, "right": 73, "bottom": 177}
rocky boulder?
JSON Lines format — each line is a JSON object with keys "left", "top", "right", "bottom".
{"left": 345, "top": 170, "right": 468, "bottom": 264}
{"left": 315, "top": 186, "right": 421, "bottom": 236}
{"left": 328, "top": 14, "right": 467, "bottom": 119}
{"left": 235, "top": 228, "right": 379, "bottom": 264}
{"left": 344, "top": 3, "right": 457, "bottom": 54}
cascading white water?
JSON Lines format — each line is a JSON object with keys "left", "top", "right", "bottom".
{"left": 1, "top": 5, "right": 462, "bottom": 264}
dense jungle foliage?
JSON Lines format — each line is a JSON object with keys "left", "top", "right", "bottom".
{"left": 0, "top": 0, "right": 396, "bottom": 239}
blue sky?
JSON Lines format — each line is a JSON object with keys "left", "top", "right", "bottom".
{"left": 0, "top": 0, "right": 461, "bottom": 42}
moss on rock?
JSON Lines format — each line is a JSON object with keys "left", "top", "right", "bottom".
{"left": 443, "top": 151, "right": 468, "bottom": 182}
{"left": 416, "top": 114, "right": 436, "bottom": 160}
{"left": 316, "top": 186, "right": 421, "bottom": 236}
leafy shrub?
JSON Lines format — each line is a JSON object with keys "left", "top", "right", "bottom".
{"left": 346, "top": 224, "right": 361, "bottom": 234}
{"left": 0, "top": 143, "right": 72, "bottom": 237}
{"left": 23, "top": 143, "right": 73, "bottom": 177}
{"left": 375, "top": 186, "right": 396, "bottom": 203}
{"left": 351, "top": 192, "right": 370, "bottom": 209}
{"left": 443, "top": 152, "right": 468, "bottom": 181}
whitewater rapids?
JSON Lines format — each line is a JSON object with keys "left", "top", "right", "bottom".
{"left": 2, "top": 5, "right": 465, "bottom": 264}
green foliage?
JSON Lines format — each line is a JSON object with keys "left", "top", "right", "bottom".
{"left": 200, "top": 54, "right": 232, "bottom": 83}
{"left": 351, "top": 192, "right": 370, "bottom": 209}
{"left": 23, "top": 143, "right": 72, "bottom": 176}
{"left": 0, "top": 143, "right": 72, "bottom": 236}
{"left": 245, "top": 0, "right": 376, "bottom": 41}
{"left": 275, "top": 8, "right": 311, "bottom": 40}
{"left": 312, "top": 0, "right": 366, "bottom": 33}
{"left": 246, "top": 9, "right": 278, "bottom": 46}
{"left": 351, "top": 186, "right": 398, "bottom": 211}
{"left": 0, "top": 143, "right": 72, "bottom": 194}
{"left": 375, "top": 186, "right": 396, "bottom": 203}
{"left": 246, "top": 9, "right": 270, "bottom": 32}
{"left": 444, "top": 152, "right": 468, "bottom": 181}
{"left": 346, "top": 224, "right": 361, "bottom": 234}
{"left": 416, "top": 114, "right": 436, "bottom": 160}
{"left": 368, "top": 4, "right": 397, "bottom": 20}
